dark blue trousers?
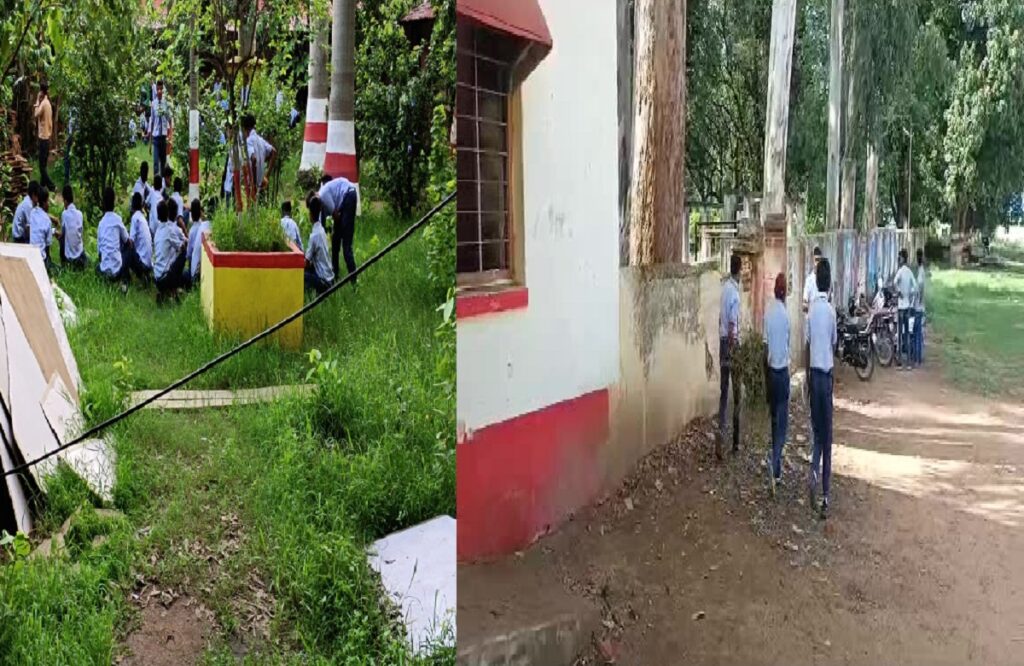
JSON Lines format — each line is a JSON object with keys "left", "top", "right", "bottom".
{"left": 809, "top": 368, "right": 834, "bottom": 499}
{"left": 768, "top": 367, "right": 790, "bottom": 479}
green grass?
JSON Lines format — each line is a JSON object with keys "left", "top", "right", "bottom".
{"left": 2, "top": 191, "right": 455, "bottom": 663}
{"left": 928, "top": 266, "right": 1024, "bottom": 398}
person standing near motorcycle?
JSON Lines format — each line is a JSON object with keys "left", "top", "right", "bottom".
{"left": 913, "top": 248, "right": 927, "bottom": 367}
{"left": 894, "top": 249, "right": 918, "bottom": 370}
{"left": 803, "top": 246, "right": 822, "bottom": 313}
{"left": 717, "top": 253, "right": 743, "bottom": 460}
{"left": 806, "top": 258, "right": 837, "bottom": 519}
{"left": 764, "top": 272, "right": 790, "bottom": 495}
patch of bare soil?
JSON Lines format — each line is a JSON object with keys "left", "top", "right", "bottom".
{"left": 119, "top": 595, "right": 215, "bottom": 666}
{"left": 461, "top": 356, "right": 1024, "bottom": 665}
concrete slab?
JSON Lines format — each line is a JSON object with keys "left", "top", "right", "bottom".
{"left": 368, "top": 515, "right": 456, "bottom": 654}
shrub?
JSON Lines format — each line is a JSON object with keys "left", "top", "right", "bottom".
{"left": 423, "top": 104, "right": 456, "bottom": 299}
{"left": 210, "top": 205, "right": 290, "bottom": 253}
{"left": 296, "top": 165, "right": 324, "bottom": 199}
{"left": 732, "top": 333, "right": 769, "bottom": 408}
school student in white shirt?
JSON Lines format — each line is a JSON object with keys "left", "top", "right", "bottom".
{"left": 303, "top": 196, "right": 335, "bottom": 295}
{"left": 132, "top": 161, "right": 152, "bottom": 206}
{"left": 763, "top": 272, "right": 790, "bottom": 494}
{"left": 152, "top": 200, "right": 188, "bottom": 303}
{"left": 129, "top": 192, "right": 154, "bottom": 276}
{"left": 186, "top": 199, "right": 211, "bottom": 288}
{"left": 170, "top": 178, "right": 186, "bottom": 225}
{"left": 60, "top": 185, "right": 86, "bottom": 269}
{"left": 95, "top": 187, "right": 143, "bottom": 290}
{"left": 803, "top": 246, "right": 822, "bottom": 313}
{"left": 29, "top": 186, "right": 58, "bottom": 270}
{"left": 147, "top": 175, "right": 164, "bottom": 238}
{"left": 913, "top": 248, "right": 927, "bottom": 367}
{"left": 805, "top": 258, "right": 838, "bottom": 519}
{"left": 279, "top": 201, "right": 303, "bottom": 251}
{"left": 893, "top": 249, "right": 917, "bottom": 370}
{"left": 11, "top": 180, "right": 39, "bottom": 243}
{"left": 317, "top": 174, "right": 359, "bottom": 282}
{"left": 717, "top": 253, "right": 742, "bottom": 459}
{"left": 242, "top": 114, "right": 276, "bottom": 201}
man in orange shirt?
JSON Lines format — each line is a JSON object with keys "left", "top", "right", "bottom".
{"left": 33, "top": 81, "right": 55, "bottom": 190}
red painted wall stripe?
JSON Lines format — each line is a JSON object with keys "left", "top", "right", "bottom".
{"left": 304, "top": 122, "right": 328, "bottom": 143}
{"left": 323, "top": 152, "right": 359, "bottom": 181}
{"left": 457, "top": 287, "right": 528, "bottom": 319}
{"left": 457, "top": 388, "right": 609, "bottom": 562}
{"left": 203, "top": 236, "right": 305, "bottom": 269}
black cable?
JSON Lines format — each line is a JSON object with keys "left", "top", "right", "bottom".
{"left": 3, "top": 190, "right": 455, "bottom": 479}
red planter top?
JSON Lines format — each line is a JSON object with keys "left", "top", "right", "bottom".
{"left": 202, "top": 234, "right": 305, "bottom": 269}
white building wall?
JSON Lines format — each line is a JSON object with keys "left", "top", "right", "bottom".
{"left": 457, "top": 0, "right": 620, "bottom": 432}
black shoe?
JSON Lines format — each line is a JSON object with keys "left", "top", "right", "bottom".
{"left": 819, "top": 498, "right": 829, "bottom": 520}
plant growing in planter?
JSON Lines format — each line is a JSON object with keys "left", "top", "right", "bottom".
{"left": 201, "top": 206, "right": 305, "bottom": 348}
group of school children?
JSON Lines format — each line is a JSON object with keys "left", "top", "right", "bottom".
{"left": 8, "top": 158, "right": 360, "bottom": 303}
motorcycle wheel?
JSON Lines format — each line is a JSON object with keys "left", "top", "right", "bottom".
{"left": 855, "top": 340, "right": 875, "bottom": 381}
{"left": 875, "top": 330, "right": 895, "bottom": 367}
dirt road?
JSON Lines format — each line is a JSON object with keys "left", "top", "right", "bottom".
{"left": 459, "top": 356, "right": 1024, "bottom": 665}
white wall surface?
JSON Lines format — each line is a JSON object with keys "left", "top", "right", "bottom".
{"left": 457, "top": 0, "right": 620, "bottom": 431}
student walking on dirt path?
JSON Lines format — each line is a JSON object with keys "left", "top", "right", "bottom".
{"left": 913, "top": 248, "right": 927, "bottom": 367}
{"left": 717, "top": 253, "right": 742, "bottom": 460}
{"left": 894, "top": 249, "right": 917, "bottom": 370}
{"left": 803, "top": 246, "right": 822, "bottom": 314}
{"left": 33, "top": 81, "right": 55, "bottom": 190}
{"left": 764, "top": 272, "right": 790, "bottom": 496}
{"left": 806, "top": 258, "right": 837, "bottom": 519}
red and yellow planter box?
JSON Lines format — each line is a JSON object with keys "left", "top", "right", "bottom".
{"left": 200, "top": 235, "right": 305, "bottom": 349}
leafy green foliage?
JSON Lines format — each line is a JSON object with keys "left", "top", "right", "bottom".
{"left": 357, "top": 0, "right": 455, "bottom": 217}
{"left": 732, "top": 334, "right": 769, "bottom": 408}
{"left": 423, "top": 104, "right": 456, "bottom": 299}
{"left": 210, "top": 205, "right": 291, "bottom": 253}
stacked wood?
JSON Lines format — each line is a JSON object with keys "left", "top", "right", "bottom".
{"left": 2, "top": 142, "right": 32, "bottom": 212}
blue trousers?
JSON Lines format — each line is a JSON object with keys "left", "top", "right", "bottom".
{"left": 304, "top": 268, "right": 333, "bottom": 295}
{"left": 768, "top": 367, "right": 790, "bottom": 479}
{"left": 809, "top": 369, "right": 834, "bottom": 499}
{"left": 898, "top": 308, "right": 911, "bottom": 366}
{"left": 913, "top": 309, "right": 925, "bottom": 365}
{"left": 718, "top": 338, "right": 740, "bottom": 449}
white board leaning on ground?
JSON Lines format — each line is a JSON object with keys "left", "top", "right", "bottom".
{"left": 0, "top": 243, "right": 115, "bottom": 535}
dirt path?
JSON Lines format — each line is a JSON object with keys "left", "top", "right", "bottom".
{"left": 459, "top": 355, "right": 1024, "bottom": 665}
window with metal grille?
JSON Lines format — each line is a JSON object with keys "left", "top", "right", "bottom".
{"left": 456, "top": 23, "right": 520, "bottom": 284}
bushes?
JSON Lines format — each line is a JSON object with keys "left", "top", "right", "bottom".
{"left": 731, "top": 334, "right": 769, "bottom": 408}
{"left": 210, "top": 205, "right": 290, "bottom": 253}
{"left": 423, "top": 105, "right": 456, "bottom": 300}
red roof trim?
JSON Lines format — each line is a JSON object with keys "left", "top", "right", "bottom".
{"left": 456, "top": 286, "right": 529, "bottom": 319}
{"left": 456, "top": 0, "right": 553, "bottom": 47}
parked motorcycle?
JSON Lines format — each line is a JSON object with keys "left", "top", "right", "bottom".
{"left": 836, "top": 298, "right": 875, "bottom": 381}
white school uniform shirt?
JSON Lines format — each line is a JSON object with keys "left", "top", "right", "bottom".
{"left": 149, "top": 96, "right": 172, "bottom": 137}
{"left": 132, "top": 177, "right": 151, "bottom": 203}
{"left": 763, "top": 299, "right": 790, "bottom": 370}
{"left": 305, "top": 222, "right": 334, "bottom": 283}
{"left": 245, "top": 129, "right": 274, "bottom": 187}
{"left": 152, "top": 220, "right": 186, "bottom": 280}
{"left": 28, "top": 207, "right": 53, "bottom": 260}
{"left": 61, "top": 204, "right": 84, "bottom": 260}
{"left": 147, "top": 188, "right": 163, "bottom": 237}
{"left": 12, "top": 195, "right": 33, "bottom": 239}
{"left": 171, "top": 192, "right": 185, "bottom": 221}
{"left": 318, "top": 177, "right": 357, "bottom": 217}
{"left": 894, "top": 264, "right": 917, "bottom": 311}
{"left": 719, "top": 276, "right": 740, "bottom": 339}
{"left": 188, "top": 219, "right": 211, "bottom": 279}
{"left": 804, "top": 270, "right": 818, "bottom": 305}
{"left": 130, "top": 210, "right": 153, "bottom": 269}
{"left": 805, "top": 294, "right": 837, "bottom": 372}
{"left": 280, "top": 216, "right": 303, "bottom": 251}
{"left": 915, "top": 265, "right": 927, "bottom": 312}
{"left": 97, "top": 211, "right": 129, "bottom": 276}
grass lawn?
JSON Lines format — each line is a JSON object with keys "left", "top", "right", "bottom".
{"left": 1, "top": 184, "right": 455, "bottom": 662}
{"left": 927, "top": 266, "right": 1024, "bottom": 399}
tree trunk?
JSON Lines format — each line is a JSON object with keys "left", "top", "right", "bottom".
{"left": 188, "top": 13, "right": 200, "bottom": 205}
{"left": 863, "top": 141, "right": 878, "bottom": 230}
{"left": 825, "top": 0, "right": 844, "bottom": 230}
{"left": 299, "top": 13, "right": 330, "bottom": 171}
{"left": 839, "top": 5, "right": 858, "bottom": 230}
{"left": 628, "top": 0, "right": 687, "bottom": 266}
{"left": 618, "top": 0, "right": 635, "bottom": 266}
{"left": 762, "top": 0, "right": 798, "bottom": 218}
{"left": 324, "top": 0, "right": 359, "bottom": 194}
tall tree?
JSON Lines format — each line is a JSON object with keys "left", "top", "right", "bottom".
{"left": 629, "top": 0, "right": 687, "bottom": 265}
{"left": 825, "top": 0, "right": 844, "bottom": 230}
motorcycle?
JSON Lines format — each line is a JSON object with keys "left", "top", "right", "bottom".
{"left": 869, "top": 286, "right": 898, "bottom": 367}
{"left": 836, "top": 297, "right": 875, "bottom": 381}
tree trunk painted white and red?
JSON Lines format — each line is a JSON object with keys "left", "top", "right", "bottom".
{"left": 299, "top": 19, "right": 330, "bottom": 171}
{"left": 324, "top": 0, "right": 359, "bottom": 212}
{"left": 762, "top": 0, "right": 798, "bottom": 218}
{"left": 188, "top": 13, "right": 200, "bottom": 205}
{"left": 628, "top": 0, "right": 687, "bottom": 265}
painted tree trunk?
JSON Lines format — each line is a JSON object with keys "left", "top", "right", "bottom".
{"left": 628, "top": 0, "right": 687, "bottom": 266}
{"left": 863, "top": 142, "right": 878, "bottom": 230}
{"left": 840, "top": 10, "right": 858, "bottom": 230}
{"left": 299, "top": 20, "right": 329, "bottom": 171}
{"left": 188, "top": 13, "right": 200, "bottom": 205}
{"left": 324, "top": 0, "right": 359, "bottom": 213}
{"left": 762, "top": 0, "right": 798, "bottom": 218}
{"left": 825, "top": 0, "right": 844, "bottom": 230}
